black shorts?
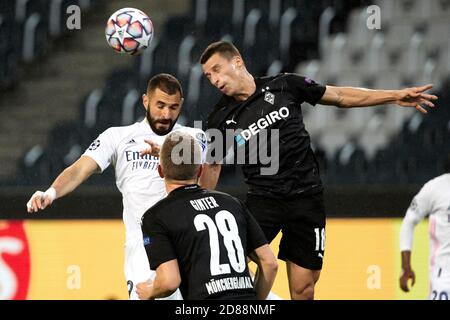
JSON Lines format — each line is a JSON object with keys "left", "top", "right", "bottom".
{"left": 245, "top": 191, "right": 326, "bottom": 270}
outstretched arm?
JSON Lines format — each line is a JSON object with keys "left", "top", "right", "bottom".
{"left": 320, "top": 84, "right": 438, "bottom": 113}
{"left": 199, "top": 163, "right": 222, "bottom": 190}
{"left": 136, "top": 260, "right": 181, "bottom": 300}
{"left": 26, "top": 155, "right": 99, "bottom": 212}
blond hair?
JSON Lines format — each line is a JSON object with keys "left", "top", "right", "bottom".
{"left": 160, "top": 132, "right": 202, "bottom": 181}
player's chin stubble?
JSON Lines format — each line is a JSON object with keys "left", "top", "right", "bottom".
{"left": 146, "top": 110, "right": 177, "bottom": 136}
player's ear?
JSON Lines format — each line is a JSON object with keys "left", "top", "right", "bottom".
{"left": 179, "top": 97, "right": 184, "bottom": 109}
{"left": 142, "top": 94, "right": 149, "bottom": 111}
{"left": 157, "top": 165, "right": 164, "bottom": 178}
{"left": 234, "top": 55, "right": 243, "bottom": 68}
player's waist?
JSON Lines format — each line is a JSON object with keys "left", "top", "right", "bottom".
{"left": 431, "top": 255, "right": 450, "bottom": 277}
{"left": 246, "top": 177, "right": 323, "bottom": 198}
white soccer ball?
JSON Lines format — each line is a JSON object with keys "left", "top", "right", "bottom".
{"left": 105, "top": 8, "right": 153, "bottom": 55}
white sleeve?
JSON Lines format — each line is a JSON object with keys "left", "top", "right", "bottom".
{"left": 82, "top": 128, "right": 117, "bottom": 172}
{"left": 195, "top": 129, "right": 208, "bottom": 164}
{"left": 399, "top": 182, "right": 433, "bottom": 251}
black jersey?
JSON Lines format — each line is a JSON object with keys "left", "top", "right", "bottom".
{"left": 207, "top": 73, "right": 326, "bottom": 198}
{"left": 141, "top": 184, "right": 267, "bottom": 300}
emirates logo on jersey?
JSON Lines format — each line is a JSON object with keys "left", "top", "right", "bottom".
{"left": 0, "top": 222, "right": 31, "bottom": 300}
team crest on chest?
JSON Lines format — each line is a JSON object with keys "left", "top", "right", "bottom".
{"left": 264, "top": 91, "right": 275, "bottom": 105}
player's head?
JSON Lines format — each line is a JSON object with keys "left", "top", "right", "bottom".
{"left": 142, "top": 73, "right": 183, "bottom": 136}
{"left": 200, "top": 41, "right": 247, "bottom": 96}
{"left": 158, "top": 131, "right": 203, "bottom": 184}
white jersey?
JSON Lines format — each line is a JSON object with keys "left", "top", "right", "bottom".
{"left": 83, "top": 118, "right": 207, "bottom": 299}
{"left": 400, "top": 174, "right": 450, "bottom": 298}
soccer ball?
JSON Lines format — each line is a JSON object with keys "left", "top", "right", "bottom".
{"left": 105, "top": 8, "right": 153, "bottom": 55}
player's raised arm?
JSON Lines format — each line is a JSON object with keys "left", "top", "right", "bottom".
{"left": 249, "top": 245, "right": 278, "bottom": 300}
{"left": 319, "top": 84, "right": 438, "bottom": 113}
{"left": 199, "top": 163, "right": 222, "bottom": 190}
{"left": 26, "top": 155, "right": 99, "bottom": 213}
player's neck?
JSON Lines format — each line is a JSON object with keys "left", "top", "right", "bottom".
{"left": 165, "top": 180, "right": 198, "bottom": 194}
{"left": 233, "top": 71, "right": 256, "bottom": 101}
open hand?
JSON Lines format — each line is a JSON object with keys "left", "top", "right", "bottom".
{"left": 140, "top": 139, "right": 161, "bottom": 157}
{"left": 395, "top": 84, "right": 438, "bottom": 114}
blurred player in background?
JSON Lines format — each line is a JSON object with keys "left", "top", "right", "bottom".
{"left": 399, "top": 157, "right": 450, "bottom": 300}
{"left": 26, "top": 73, "right": 207, "bottom": 300}
{"left": 199, "top": 41, "right": 438, "bottom": 300}
{"left": 137, "top": 132, "right": 277, "bottom": 300}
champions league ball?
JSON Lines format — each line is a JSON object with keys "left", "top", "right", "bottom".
{"left": 105, "top": 8, "right": 153, "bottom": 55}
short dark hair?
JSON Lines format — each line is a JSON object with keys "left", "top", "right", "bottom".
{"left": 160, "top": 132, "right": 202, "bottom": 181}
{"left": 199, "top": 41, "right": 241, "bottom": 64}
{"left": 147, "top": 73, "right": 183, "bottom": 98}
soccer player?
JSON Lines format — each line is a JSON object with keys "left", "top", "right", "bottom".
{"left": 137, "top": 131, "right": 278, "bottom": 300}
{"left": 198, "top": 41, "right": 438, "bottom": 300}
{"left": 399, "top": 168, "right": 450, "bottom": 300}
{"left": 25, "top": 73, "right": 207, "bottom": 300}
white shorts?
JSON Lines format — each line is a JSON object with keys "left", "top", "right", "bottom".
{"left": 429, "top": 266, "right": 450, "bottom": 300}
{"left": 124, "top": 239, "right": 183, "bottom": 300}
{"left": 429, "top": 277, "right": 450, "bottom": 300}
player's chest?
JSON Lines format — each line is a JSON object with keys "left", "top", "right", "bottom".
{"left": 116, "top": 135, "right": 165, "bottom": 172}
{"left": 223, "top": 89, "right": 299, "bottom": 132}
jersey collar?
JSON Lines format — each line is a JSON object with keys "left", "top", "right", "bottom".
{"left": 169, "top": 184, "right": 201, "bottom": 195}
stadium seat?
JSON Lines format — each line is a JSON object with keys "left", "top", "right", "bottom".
{"left": 328, "top": 142, "right": 369, "bottom": 184}
{"left": 184, "top": 64, "right": 221, "bottom": 126}
{"left": 121, "top": 88, "right": 141, "bottom": 126}
{"left": 241, "top": 10, "right": 275, "bottom": 74}
{"left": 430, "top": 0, "right": 450, "bottom": 19}
{"left": 16, "top": 145, "right": 57, "bottom": 186}
{"left": 163, "top": 15, "right": 195, "bottom": 44}
{"left": 22, "top": 13, "right": 48, "bottom": 62}
{"left": 346, "top": 8, "right": 377, "bottom": 53}
{"left": 423, "top": 19, "right": 450, "bottom": 53}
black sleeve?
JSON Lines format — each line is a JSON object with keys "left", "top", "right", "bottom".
{"left": 285, "top": 73, "right": 326, "bottom": 106}
{"left": 141, "top": 212, "right": 177, "bottom": 270}
{"left": 238, "top": 200, "right": 268, "bottom": 253}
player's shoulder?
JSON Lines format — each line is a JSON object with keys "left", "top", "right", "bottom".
{"left": 172, "top": 125, "right": 207, "bottom": 149}
{"left": 257, "top": 72, "right": 299, "bottom": 83}
{"left": 102, "top": 121, "right": 142, "bottom": 138}
{"left": 256, "top": 73, "right": 314, "bottom": 89}
{"left": 278, "top": 72, "right": 322, "bottom": 86}
{"left": 142, "top": 197, "right": 171, "bottom": 223}
{"left": 205, "top": 190, "right": 244, "bottom": 208}
{"left": 173, "top": 124, "right": 206, "bottom": 136}
{"left": 424, "top": 173, "right": 450, "bottom": 189}
{"left": 96, "top": 122, "right": 142, "bottom": 146}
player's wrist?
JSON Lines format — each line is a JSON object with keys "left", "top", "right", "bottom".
{"left": 44, "top": 187, "right": 57, "bottom": 201}
{"left": 401, "top": 265, "right": 412, "bottom": 272}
